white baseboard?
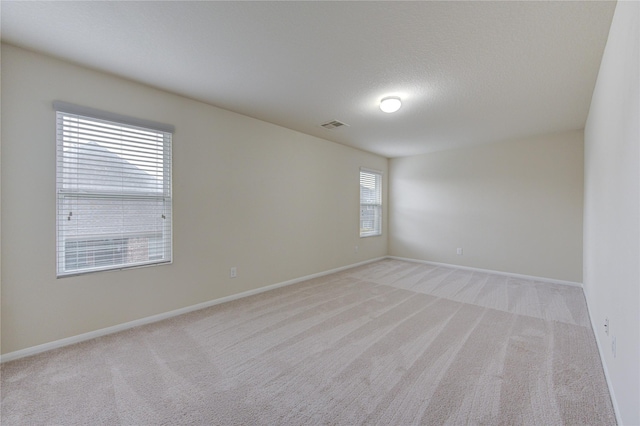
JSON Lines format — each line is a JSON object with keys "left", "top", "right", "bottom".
{"left": 583, "top": 290, "right": 622, "bottom": 425}
{"left": 386, "top": 256, "right": 583, "bottom": 287}
{"left": 0, "top": 257, "right": 385, "bottom": 363}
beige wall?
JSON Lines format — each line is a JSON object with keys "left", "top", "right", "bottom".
{"left": 0, "top": 44, "right": 388, "bottom": 354}
{"left": 583, "top": 1, "right": 639, "bottom": 424}
{"left": 389, "top": 130, "right": 584, "bottom": 282}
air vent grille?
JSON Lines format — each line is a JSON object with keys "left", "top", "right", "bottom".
{"left": 320, "top": 120, "right": 349, "bottom": 130}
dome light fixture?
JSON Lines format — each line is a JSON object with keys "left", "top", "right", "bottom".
{"left": 380, "top": 96, "right": 402, "bottom": 113}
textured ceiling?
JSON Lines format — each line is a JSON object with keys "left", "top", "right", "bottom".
{"left": 1, "top": 1, "right": 616, "bottom": 158}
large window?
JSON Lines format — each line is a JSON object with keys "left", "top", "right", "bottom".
{"left": 55, "top": 102, "right": 173, "bottom": 277}
{"left": 360, "top": 168, "right": 382, "bottom": 237}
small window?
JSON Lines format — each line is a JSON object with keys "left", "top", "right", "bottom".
{"left": 360, "top": 168, "right": 382, "bottom": 237}
{"left": 55, "top": 102, "right": 173, "bottom": 277}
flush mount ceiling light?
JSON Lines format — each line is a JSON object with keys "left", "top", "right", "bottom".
{"left": 380, "top": 96, "right": 402, "bottom": 113}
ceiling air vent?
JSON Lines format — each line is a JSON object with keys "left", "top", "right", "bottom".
{"left": 320, "top": 120, "right": 349, "bottom": 130}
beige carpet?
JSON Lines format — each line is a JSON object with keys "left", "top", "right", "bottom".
{"left": 1, "top": 259, "right": 616, "bottom": 425}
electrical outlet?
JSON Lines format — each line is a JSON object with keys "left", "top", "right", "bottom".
{"left": 230, "top": 267, "right": 237, "bottom": 278}
{"left": 456, "top": 248, "right": 463, "bottom": 255}
{"left": 604, "top": 318, "right": 609, "bottom": 335}
{"left": 355, "top": 245, "right": 359, "bottom": 253}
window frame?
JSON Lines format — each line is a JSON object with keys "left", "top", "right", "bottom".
{"left": 359, "top": 168, "right": 383, "bottom": 238}
{"left": 54, "top": 101, "right": 174, "bottom": 277}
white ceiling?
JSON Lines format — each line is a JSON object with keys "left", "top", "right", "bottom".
{"left": 1, "top": 1, "right": 616, "bottom": 158}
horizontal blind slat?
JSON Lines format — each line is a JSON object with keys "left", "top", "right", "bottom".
{"left": 56, "top": 108, "right": 172, "bottom": 277}
{"left": 359, "top": 169, "right": 382, "bottom": 237}
{"left": 54, "top": 101, "right": 175, "bottom": 133}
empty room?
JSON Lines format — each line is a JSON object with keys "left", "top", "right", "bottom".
{"left": 1, "top": 1, "right": 638, "bottom": 425}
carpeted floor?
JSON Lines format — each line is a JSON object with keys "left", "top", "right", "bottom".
{"left": 1, "top": 259, "right": 616, "bottom": 425}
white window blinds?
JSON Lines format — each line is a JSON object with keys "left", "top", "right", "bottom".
{"left": 55, "top": 102, "right": 173, "bottom": 277}
{"left": 360, "top": 168, "right": 382, "bottom": 237}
